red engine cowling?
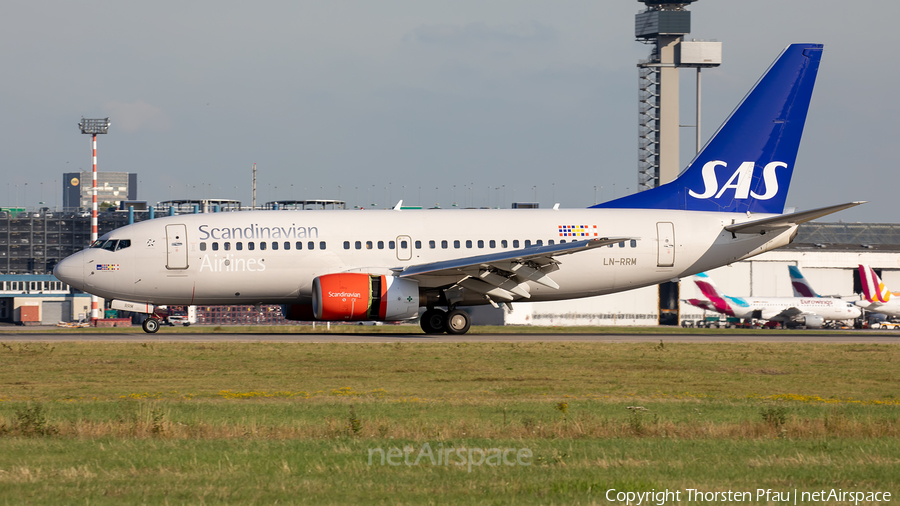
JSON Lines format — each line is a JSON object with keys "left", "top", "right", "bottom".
{"left": 311, "top": 273, "right": 419, "bottom": 321}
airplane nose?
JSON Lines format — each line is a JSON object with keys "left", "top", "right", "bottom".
{"left": 53, "top": 253, "right": 84, "bottom": 290}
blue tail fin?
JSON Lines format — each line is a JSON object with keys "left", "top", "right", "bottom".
{"left": 593, "top": 43, "right": 823, "bottom": 214}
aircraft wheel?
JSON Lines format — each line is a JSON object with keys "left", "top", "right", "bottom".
{"left": 420, "top": 309, "right": 446, "bottom": 334}
{"left": 142, "top": 318, "right": 160, "bottom": 334}
{"left": 444, "top": 309, "right": 471, "bottom": 335}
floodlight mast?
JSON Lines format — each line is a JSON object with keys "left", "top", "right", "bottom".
{"left": 78, "top": 117, "right": 111, "bottom": 321}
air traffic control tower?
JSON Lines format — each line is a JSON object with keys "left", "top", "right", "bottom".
{"left": 635, "top": 0, "right": 720, "bottom": 325}
{"left": 635, "top": 0, "right": 720, "bottom": 191}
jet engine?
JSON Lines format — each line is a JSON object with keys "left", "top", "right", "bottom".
{"left": 310, "top": 273, "right": 419, "bottom": 321}
{"left": 797, "top": 315, "right": 824, "bottom": 329}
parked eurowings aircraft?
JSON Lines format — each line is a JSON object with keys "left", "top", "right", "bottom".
{"left": 687, "top": 264, "right": 824, "bottom": 314}
{"left": 789, "top": 265, "right": 820, "bottom": 297}
{"left": 54, "top": 43, "right": 862, "bottom": 334}
{"left": 856, "top": 265, "right": 900, "bottom": 317}
{"left": 684, "top": 272, "right": 861, "bottom": 327}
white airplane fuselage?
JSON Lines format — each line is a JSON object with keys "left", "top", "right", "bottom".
{"left": 56, "top": 208, "right": 795, "bottom": 307}
{"left": 715, "top": 297, "right": 859, "bottom": 321}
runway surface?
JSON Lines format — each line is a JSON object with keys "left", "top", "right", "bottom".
{"left": 1, "top": 328, "right": 899, "bottom": 344}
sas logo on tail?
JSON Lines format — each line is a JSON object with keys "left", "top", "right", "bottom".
{"left": 688, "top": 161, "right": 786, "bottom": 200}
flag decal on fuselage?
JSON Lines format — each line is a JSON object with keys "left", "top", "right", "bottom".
{"left": 559, "top": 225, "right": 598, "bottom": 238}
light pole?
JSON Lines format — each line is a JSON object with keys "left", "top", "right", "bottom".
{"left": 78, "top": 117, "right": 110, "bottom": 321}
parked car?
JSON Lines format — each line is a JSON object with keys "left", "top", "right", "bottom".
{"left": 167, "top": 314, "right": 190, "bottom": 326}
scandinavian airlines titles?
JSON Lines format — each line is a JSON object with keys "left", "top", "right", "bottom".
{"left": 688, "top": 161, "right": 786, "bottom": 200}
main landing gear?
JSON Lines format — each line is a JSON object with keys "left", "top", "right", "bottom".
{"left": 420, "top": 308, "right": 471, "bottom": 335}
{"left": 142, "top": 317, "right": 160, "bottom": 334}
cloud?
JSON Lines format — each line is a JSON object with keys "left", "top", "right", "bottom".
{"left": 101, "top": 100, "right": 171, "bottom": 133}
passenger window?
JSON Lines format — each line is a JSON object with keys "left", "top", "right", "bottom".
{"left": 115, "top": 239, "right": 131, "bottom": 251}
{"left": 513, "top": 240, "right": 520, "bottom": 248}
{"left": 212, "top": 242, "right": 219, "bottom": 251}
{"left": 466, "top": 240, "right": 472, "bottom": 248}
{"left": 260, "top": 242, "right": 267, "bottom": 251}
{"left": 378, "top": 241, "right": 384, "bottom": 250}
{"left": 548, "top": 240, "right": 554, "bottom": 245}
{"left": 296, "top": 242, "right": 303, "bottom": 250}
{"left": 355, "top": 241, "right": 362, "bottom": 250}
{"left": 630, "top": 239, "right": 637, "bottom": 248}
{"left": 224, "top": 242, "right": 231, "bottom": 251}
{"left": 319, "top": 241, "right": 326, "bottom": 250}
{"left": 501, "top": 240, "right": 508, "bottom": 248}
{"left": 400, "top": 240, "right": 408, "bottom": 249}
{"left": 284, "top": 242, "right": 290, "bottom": 250}
{"left": 608, "top": 244, "right": 614, "bottom": 248}
{"left": 561, "top": 240, "right": 566, "bottom": 244}
{"left": 248, "top": 242, "right": 255, "bottom": 251}
{"left": 389, "top": 241, "right": 395, "bottom": 249}
{"left": 619, "top": 241, "right": 625, "bottom": 248}
{"left": 489, "top": 240, "right": 496, "bottom": 248}
{"left": 308, "top": 241, "right": 314, "bottom": 250}
{"left": 415, "top": 240, "right": 421, "bottom": 249}
{"left": 236, "top": 242, "right": 243, "bottom": 251}
{"left": 429, "top": 240, "right": 436, "bottom": 249}
{"left": 272, "top": 242, "right": 278, "bottom": 250}
{"left": 525, "top": 240, "right": 531, "bottom": 247}
{"left": 441, "top": 240, "right": 448, "bottom": 249}
{"left": 200, "top": 242, "right": 207, "bottom": 251}
{"left": 343, "top": 241, "right": 350, "bottom": 250}
{"left": 454, "top": 240, "right": 460, "bottom": 249}
{"left": 477, "top": 240, "right": 484, "bottom": 248}
{"left": 366, "top": 241, "right": 373, "bottom": 249}
{"left": 536, "top": 240, "right": 543, "bottom": 246}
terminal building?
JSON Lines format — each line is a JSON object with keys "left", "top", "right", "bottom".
{"left": 62, "top": 172, "right": 137, "bottom": 210}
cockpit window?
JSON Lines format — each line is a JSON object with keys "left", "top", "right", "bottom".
{"left": 90, "top": 239, "right": 130, "bottom": 251}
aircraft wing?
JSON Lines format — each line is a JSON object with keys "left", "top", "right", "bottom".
{"left": 763, "top": 307, "right": 804, "bottom": 320}
{"left": 725, "top": 202, "right": 865, "bottom": 235}
{"left": 395, "top": 237, "right": 634, "bottom": 298}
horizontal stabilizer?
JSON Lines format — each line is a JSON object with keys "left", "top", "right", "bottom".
{"left": 724, "top": 202, "right": 865, "bottom": 235}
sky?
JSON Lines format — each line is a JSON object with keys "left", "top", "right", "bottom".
{"left": 1, "top": 0, "right": 897, "bottom": 222}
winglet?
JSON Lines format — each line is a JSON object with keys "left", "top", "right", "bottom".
{"left": 393, "top": 200, "right": 403, "bottom": 211}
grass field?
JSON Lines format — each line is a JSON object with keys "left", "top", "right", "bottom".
{"left": 1, "top": 339, "right": 898, "bottom": 504}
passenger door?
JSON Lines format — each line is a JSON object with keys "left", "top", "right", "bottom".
{"left": 656, "top": 222, "right": 675, "bottom": 267}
